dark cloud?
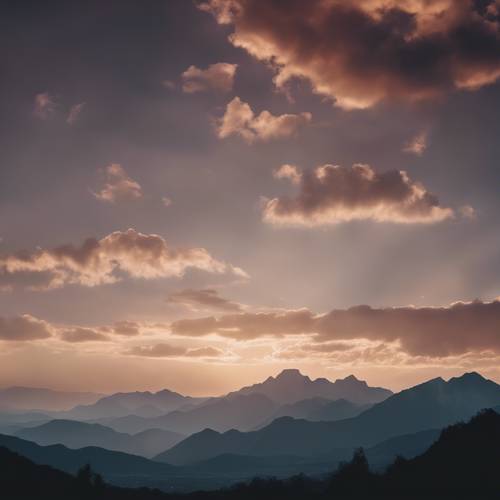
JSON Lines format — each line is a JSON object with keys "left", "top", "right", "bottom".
{"left": 0, "top": 314, "right": 52, "bottom": 341}
{"left": 263, "top": 163, "right": 454, "bottom": 225}
{"left": 199, "top": 0, "right": 500, "bottom": 109}
{"left": 167, "top": 288, "right": 243, "bottom": 312}
{"left": 170, "top": 299, "right": 500, "bottom": 357}
{"left": 60, "top": 327, "right": 109, "bottom": 343}
{"left": 0, "top": 229, "right": 246, "bottom": 290}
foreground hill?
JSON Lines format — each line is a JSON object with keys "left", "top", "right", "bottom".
{"left": 1, "top": 410, "right": 498, "bottom": 499}
{"left": 157, "top": 372, "right": 500, "bottom": 465}
{"left": 228, "top": 369, "right": 392, "bottom": 405}
{"left": 16, "top": 419, "right": 184, "bottom": 458}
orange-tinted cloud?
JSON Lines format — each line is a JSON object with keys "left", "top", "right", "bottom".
{"left": 199, "top": 0, "right": 500, "bottom": 109}
{"left": 182, "top": 62, "right": 237, "bottom": 93}
{"left": 127, "top": 343, "right": 225, "bottom": 358}
{"left": 171, "top": 308, "right": 315, "bottom": 340}
{"left": 0, "top": 314, "right": 52, "bottom": 341}
{"left": 170, "top": 299, "right": 500, "bottom": 357}
{"left": 93, "top": 164, "right": 143, "bottom": 203}
{"left": 60, "top": 327, "right": 109, "bottom": 343}
{"left": 403, "top": 130, "right": 428, "bottom": 156}
{"left": 0, "top": 228, "right": 246, "bottom": 290}
{"left": 167, "top": 288, "right": 243, "bottom": 312}
{"left": 217, "top": 97, "right": 311, "bottom": 143}
{"left": 263, "top": 163, "right": 454, "bottom": 225}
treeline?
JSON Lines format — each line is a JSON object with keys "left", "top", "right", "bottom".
{"left": 1, "top": 410, "right": 498, "bottom": 500}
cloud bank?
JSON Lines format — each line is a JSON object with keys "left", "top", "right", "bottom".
{"left": 167, "top": 288, "right": 243, "bottom": 312}
{"left": 0, "top": 229, "right": 246, "bottom": 290}
{"left": 263, "top": 163, "right": 454, "bottom": 225}
{"left": 127, "top": 343, "right": 226, "bottom": 358}
{"left": 0, "top": 315, "right": 52, "bottom": 341}
{"left": 170, "top": 299, "right": 500, "bottom": 357}
{"left": 199, "top": 0, "right": 500, "bottom": 109}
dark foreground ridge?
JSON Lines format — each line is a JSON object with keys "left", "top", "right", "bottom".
{"left": 1, "top": 409, "right": 498, "bottom": 500}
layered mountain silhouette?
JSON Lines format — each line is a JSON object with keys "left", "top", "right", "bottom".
{"left": 1, "top": 410, "right": 498, "bottom": 498}
{"left": 156, "top": 372, "right": 500, "bottom": 465}
{"left": 16, "top": 419, "right": 184, "bottom": 458}
{"left": 228, "top": 369, "right": 392, "bottom": 404}
{"left": 62, "top": 389, "right": 205, "bottom": 419}
{"left": 98, "top": 393, "right": 278, "bottom": 435}
{"left": 256, "top": 397, "right": 369, "bottom": 429}
{"left": 0, "top": 387, "right": 102, "bottom": 412}
{"left": 83, "top": 371, "right": 385, "bottom": 435}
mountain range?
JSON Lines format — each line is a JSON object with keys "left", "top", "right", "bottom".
{"left": 1, "top": 410, "right": 498, "bottom": 498}
{"left": 227, "top": 369, "right": 392, "bottom": 404}
{"left": 82, "top": 370, "right": 391, "bottom": 435}
{"left": 15, "top": 419, "right": 184, "bottom": 458}
{"left": 156, "top": 372, "right": 500, "bottom": 465}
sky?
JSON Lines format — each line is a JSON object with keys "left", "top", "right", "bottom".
{"left": 0, "top": 0, "right": 499, "bottom": 396}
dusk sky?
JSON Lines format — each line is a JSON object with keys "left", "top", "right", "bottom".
{"left": 1, "top": 0, "right": 500, "bottom": 395}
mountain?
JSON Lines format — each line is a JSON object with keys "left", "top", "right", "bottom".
{"left": 2, "top": 410, "right": 498, "bottom": 499}
{"left": 61, "top": 388, "right": 206, "bottom": 420}
{"left": 228, "top": 369, "right": 392, "bottom": 405}
{"left": 0, "top": 444, "right": 180, "bottom": 500}
{"left": 101, "top": 393, "right": 278, "bottom": 435}
{"left": 0, "top": 387, "right": 102, "bottom": 412}
{"left": 156, "top": 372, "right": 500, "bottom": 465}
{"left": 15, "top": 419, "right": 184, "bottom": 458}
{"left": 255, "top": 397, "right": 368, "bottom": 429}
{"left": 373, "top": 409, "right": 500, "bottom": 496}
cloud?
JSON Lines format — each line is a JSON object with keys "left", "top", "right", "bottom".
{"left": 182, "top": 62, "right": 237, "bottom": 93}
{"left": 199, "top": 0, "right": 500, "bottom": 109}
{"left": 167, "top": 288, "right": 243, "bottom": 312}
{"left": 110, "top": 321, "right": 141, "bottom": 336}
{"left": 60, "top": 327, "right": 109, "bottom": 343}
{"left": 170, "top": 299, "right": 500, "bottom": 357}
{"left": 0, "top": 228, "right": 246, "bottom": 290}
{"left": 403, "top": 130, "right": 428, "bottom": 156}
{"left": 66, "top": 102, "right": 85, "bottom": 125}
{"left": 262, "top": 163, "right": 454, "bottom": 225}
{"left": 0, "top": 314, "right": 52, "bottom": 341}
{"left": 34, "top": 92, "right": 56, "bottom": 119}
{"left": 216, "top": 97, "right": 311, "bottom": 143}
{"left": 126, "top": 343, "right": 225, "bottom": 358}
{"left": 171, "top": 308, "right": 315, "bottom": 340}
{"left": 93, "top": 164, "right": 143, "bottom": 203}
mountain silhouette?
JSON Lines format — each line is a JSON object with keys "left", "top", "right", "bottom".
{"left": 228, "top": 369, "right": 392, "bottom": 404}
{"left": 156, "top": 372, "right": 500, "bottom": 465}
{"left": 16, "top": 419, "right": 184, "bottom": 457}
{"left": 62, "top": 389, "right": 205, "bottom": 419}
{"left": 1, "top": 410, "right": 498, "bottom": 498}
{"left": 98, "top": 393, "right": 278, "bottom": 435}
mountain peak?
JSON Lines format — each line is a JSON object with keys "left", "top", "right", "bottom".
{"left": 275, "top": 369, "right": 307, "bottom": 381}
